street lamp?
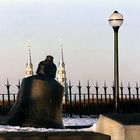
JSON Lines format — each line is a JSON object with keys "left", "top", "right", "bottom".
{"left": 109, "top": 11, "right": 123, "bottom": 113}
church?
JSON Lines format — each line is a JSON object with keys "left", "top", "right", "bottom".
{"left": 25, "top": 40, "right": 68, "bottom": 101}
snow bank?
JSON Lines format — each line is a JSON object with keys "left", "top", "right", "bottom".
{"left": 0, "top": 117, "right": 97, "bottom": 132}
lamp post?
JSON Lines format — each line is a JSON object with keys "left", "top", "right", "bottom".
{"left": 109, "top": 11, "right": 123, "bottom": 113}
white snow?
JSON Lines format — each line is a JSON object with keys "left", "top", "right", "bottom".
{"left": 63, "top": 117, "right": 97, "bottom": 126}
{"left": 0, "top": 117, "right": 97, "bottom": 132}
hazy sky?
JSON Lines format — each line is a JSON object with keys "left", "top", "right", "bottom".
{"left": 0, "top": 0, "right": 140, "bottom": 92}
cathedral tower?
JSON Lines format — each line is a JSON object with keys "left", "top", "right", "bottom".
{"left": 57, "top": 40, "right": 68, "bottom": 100}
{"left": 25, "top": 42, "right": 34, "bottom": 77}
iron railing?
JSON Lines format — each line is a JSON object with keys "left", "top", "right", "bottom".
{"left": 0, "top": 80, "right": 140, "bottom": 117}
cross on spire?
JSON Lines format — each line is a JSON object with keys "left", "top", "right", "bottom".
{"left": 60, "top": 39, "right": 64, "bottom": 65}
{"left": 25, "top": 41, "right": 34, "bottom": 77}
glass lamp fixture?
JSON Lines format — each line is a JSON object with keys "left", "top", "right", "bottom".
{"left": 109, "top": 11, "right": 123, "bottom": 29}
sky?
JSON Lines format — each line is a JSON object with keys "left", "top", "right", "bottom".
{"left": 0, "top": 0, "right": 140, "bottom": 93}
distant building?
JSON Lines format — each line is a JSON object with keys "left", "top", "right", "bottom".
{"left": 25, "top": 42, "right": 34, "bottom": 77}
{"left": 57, "top": 40, "right": 68, "bottom": 101}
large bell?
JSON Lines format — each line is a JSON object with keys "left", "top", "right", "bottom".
{"left": 2, "top": 56, "right": 64, "bottom": 129}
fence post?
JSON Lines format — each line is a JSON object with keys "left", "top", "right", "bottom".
{"left": 77, "top": 81, "right": 82, "bottom": 118}
{"left": 13, "top": 94, "right": 16, "bottom": 103}
{"left": 16, "top": 80, "right": 20, "bottom": 91}
{"left": 112, "top": 82, "right": 115, "bottom": 102}
{"left": 2, "top": 94, "right": 5, "bottom": 115}
{"left": 103, "top": 82, "right": 108, "bottom": 113}
{"left": 127, "top": 82, "right": 131, "bottom": 100}
{"left": 68, "top": 81, "right": 73, "bottom": 117}
{"left": 86, "top": 80, "right": 91, "bottom": 115}
{"left": 95, "top": 81, "right": 99, "bottom": 104}
{"left": 5, "top": 78, "right": 11, "bottom": 110}
{"left": 103, "top": 82, "right": 107, "bottom": 104}
{"left": 136, "top": 82, "right": 139, "bottom": 99}
{"left": 112, "top": 82, "right": 116, "bottom": 112}
{"left": 120, "top": 82, "right": 124, "bottom": 100}
{"left": 95, "top": 82, "right": 99, "bottom": 115}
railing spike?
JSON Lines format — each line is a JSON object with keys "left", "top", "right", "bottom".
{"left": 79, "top": 80, "right": 81, "bottom": 86}
{"left": 77, "top": 80, "right": 82, "bottom": 88}
{"left": 128, "top": 82, "right": 131, "bottom": 88}
{"left": 69, "top": 80, "right": 71, "bottom": 87}
{"left": 95, "top": 81, "right": 99, "bottom": 88}
{"left": 136, "top": 82, "right": 139, "bottom": 88}
{"left": 87, "top": 80, "right": 89, "bottom": 86}
{"left": 5, "top": 78, "right": 11, "bottom": 87}
{"left": 86, "top": 80, "right": 91, "bottom": 88}
{"left": 103, "top": 81, "right": 107, "bottom": 88}
{"left": 121, "top": 81, "right": 123, "bottom": 87}
{"left": 16, "top": 79, "right": 21, "bottom": 90}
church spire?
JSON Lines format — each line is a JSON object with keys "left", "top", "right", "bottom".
{"left": 25, "top": 41, "right": 34, "bottom": 77}
{"left": 57, "top": 39, "right": 68, "bottom": 101}
{"left": 60, "top": 39, "right": 64, "bottom": 65}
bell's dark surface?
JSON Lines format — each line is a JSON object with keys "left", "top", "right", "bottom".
{"left": 3, "top": 56, "right": 64, "bottom": 129}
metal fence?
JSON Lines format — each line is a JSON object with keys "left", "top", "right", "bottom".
{"left": 0, "top": 80, "right": 140, "bottom": 117}
{"left": 63, "top": 81, "right": 140, "bottom": 117}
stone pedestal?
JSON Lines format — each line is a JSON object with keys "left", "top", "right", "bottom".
{"left": 0, "top": 131, "right": 111, "bottom": 140}
{"left": 96, "top": 114, "right": 140, "bottom": 140}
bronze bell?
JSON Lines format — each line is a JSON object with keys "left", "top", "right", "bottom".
{"left": 3, "top": 56, "right": 64, "bottom": 129}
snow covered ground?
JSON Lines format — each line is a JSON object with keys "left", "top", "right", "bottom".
{"left": 63, "top": 117, "right": 97, "bottom": 126}
{"left": 0, "top": 117, "right": 98, "bottom": 132}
